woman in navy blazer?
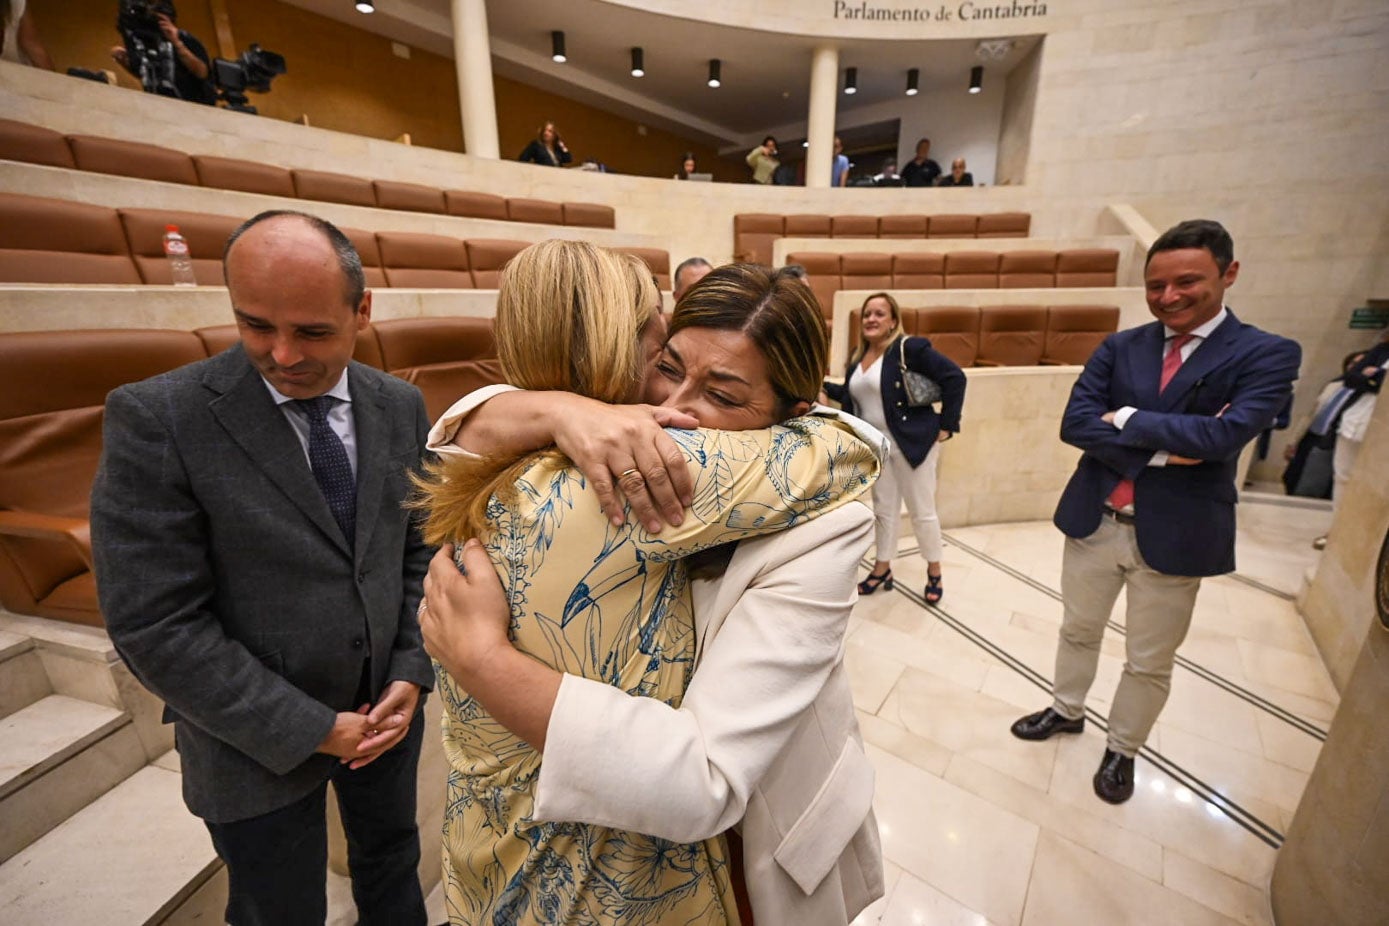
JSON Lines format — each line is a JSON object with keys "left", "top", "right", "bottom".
{"left": 823, "top": 293, "right": 966, "bottom": 602}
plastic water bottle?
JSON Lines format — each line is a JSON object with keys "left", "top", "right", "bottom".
{"left": 163, "top": 225, "right": 197, "bottom": 286}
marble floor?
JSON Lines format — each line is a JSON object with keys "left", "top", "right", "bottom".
{"left": 846, "top": 496, "right": 1336, "bottom": 926}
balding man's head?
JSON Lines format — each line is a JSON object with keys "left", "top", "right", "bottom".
{"left": 673, "top": 257, "right": 713, "bottom": 301}
{"left": 224, "top": 211, "right": 366, "bottom": 309}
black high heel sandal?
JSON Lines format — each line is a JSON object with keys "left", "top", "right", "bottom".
{"left": 925, "top": 573, "right": 944, "bottom": 604}
{"left": 858, "top": 568, "right": 894, "bottom": 595}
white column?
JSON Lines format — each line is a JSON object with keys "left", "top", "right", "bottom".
{"left": 451, "top": 0, "right": 500, "bottom": 159}
{"left": 804, "top": 45, "right": 839, "bottom": 190}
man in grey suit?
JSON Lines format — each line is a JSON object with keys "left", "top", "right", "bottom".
{"left": 91, "top": 211, "right": 434, "bottom": 925}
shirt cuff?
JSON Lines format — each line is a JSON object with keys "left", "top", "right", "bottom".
{"left": 1112, "top": 406, "right": 1138, "bottom": 429}
{"left": 1148, "top": 451, "right": 1169, "bottom": 467}
{"left": 425, "top": 383, "right": 519, "bottom": 459}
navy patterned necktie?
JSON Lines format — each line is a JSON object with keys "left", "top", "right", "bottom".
{"left": 295, "top": 396, "right": 356, "bottom": 548}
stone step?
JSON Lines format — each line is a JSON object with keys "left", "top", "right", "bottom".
{"left": 0, "top": 765, "right": 221, "bottom": 925}
{"left": 0, "top": 631, "right": 50, "bottom": 721}
{"left": 0, "top": 694, "right": 144, "bottom": 863}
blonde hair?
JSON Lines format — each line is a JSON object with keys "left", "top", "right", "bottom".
{"left": 415, "top": 240, "right": 648, "bottom": 543}
{"left": 849, "top": 291, "right": 905, "bottom": 367}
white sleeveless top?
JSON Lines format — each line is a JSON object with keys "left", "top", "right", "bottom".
{"left": 848, "top": 354, "right": 889, "bottom": 433}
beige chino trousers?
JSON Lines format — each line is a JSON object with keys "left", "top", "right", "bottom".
{"left": 1052, "top": 516, "right": 1201, "bottom": 756}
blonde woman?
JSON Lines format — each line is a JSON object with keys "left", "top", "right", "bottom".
{"left": 415, "top": 245, "right": 879, "bottom": 924}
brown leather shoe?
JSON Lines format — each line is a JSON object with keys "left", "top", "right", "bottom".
{"left": 1093, "top": 748, "right": 1135, "bottom": 804}
{"left": 1010, "top": 707, "right": 1085, "bottom": 741}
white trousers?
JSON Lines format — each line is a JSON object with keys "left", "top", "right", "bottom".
{"left": 871, "top": 440, "right": 943, "bottom": 563}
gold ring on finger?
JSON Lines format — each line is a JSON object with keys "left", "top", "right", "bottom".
{"left": 619, "top": 468, "right": 642, "bottom": 480}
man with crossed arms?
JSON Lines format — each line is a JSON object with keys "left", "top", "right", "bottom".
{"left": 1011, "top": 219, "right": 1300, "bottom": 804}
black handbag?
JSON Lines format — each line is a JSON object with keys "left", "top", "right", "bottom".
{"left": 897, "top": 337, "right": 941, "bottom": 406}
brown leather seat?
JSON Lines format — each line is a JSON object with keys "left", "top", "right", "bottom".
{"left": 291, "top": 169, "right": 376, "bottom": 207}
{"left": 444, "top": 190, "right": 508, "bottom": 221}
{"left": 878, "top": 215, "right": 928, "bottom": 239}
{"left": 831, "top": 215, "right": 879, "bottom": 238}
{"left": 892, "top": 253, "right": 945, "bottom": 289}
{"left": 340, "top": 226, "right": 388, "bottom": 290}
{"left": 192, "top": 155, "right": 295, "bottom": 198}
{"left": 0, "top": 118, "right": 75, "bottom": 168}
{"left": 373, "top": 180, "right": 446, "bottom": 214}
{"left": 615, "top": 247, "right": 672, "bottom": 290}
{"left": 194, "top": 323, "right": 386, "bottom": 368}
{"left": 119, "top": 208, "right": 244, "bottom": 285}
{"left": 374, "top": 316, "right": 499, "bottom": 420}
{"left": 562, "top": 202, "right": 616, "bottom": 228}
{"left": 377, "top": 232, "right": 472, "bottom": 288}
{"left": 976, "top": 212, "right": 1031, "bottom": 238}
{"left": 66, "top": 135, "right": 199, "bottom": 186}
{"left": 733, "top": 214, "right": 785, "bottom": 264}
{"left": 464, "top": 239, "right": 530, "bottom": 288}
{"left": 1056, "top": 249, "right": 1120, "bottom": 287}
{"left": 911, "top": 306, "right": 980, "bottom": 368}
{"left": 998, "top": 251, "right": 1058, "bottom": 288}
{"left": 840, "top": 253, "right": 893, "bottom": 292}
{"left": 976, "top": 305, "right": 1048, "bottom": 366}
{"left": 1041, "top": 305, "right": 1120, "bottom": 365}
{"left": 0, "top": 329, "right": 208, "bottom": 625}
{"left": 506, "top": 198, "right": 564, "bottom": 225}
{"left": 944, "top": 251, "right": 1001, "bottom": 289}
{"left": 785, "top": 214, "right": 832, "bottom": 238}
{"left": 0, "top": 192, "right": 140, "bottom": 284}
{"left": 928, "top": 214, "right": 979, "bottom": 238}
{"left": 784, "top": 252, "right": 841, "bottom": 320}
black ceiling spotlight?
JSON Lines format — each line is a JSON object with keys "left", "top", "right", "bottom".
{"left": 551, "top": 31, "right": 566, "bottom": 63}
{"left": 708, "top": 58, "right": 721, "bottom": 88}
{"left": 631, "top": 47, "right": 644, "bottom": 78}
{"left": 969, "top": 65, "right": 983, "bottom": 93}
{"left": 906, "top": 67, "right": 919, "bottom": 96}
{"left": 844, "top": 66, "right": 857, "bottom": 95}
{"left": 354, "top": 1, "right": 374, "bottom": 12}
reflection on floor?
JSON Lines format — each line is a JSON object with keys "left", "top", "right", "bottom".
{"left": 847, "top": 498, "right": 1335, "bottom": 926}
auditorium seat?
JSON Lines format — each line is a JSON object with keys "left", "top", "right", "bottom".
{"left": 878, "top": 215, "right": 928, "bottom": 239}
{"left": 192, "top": 155, "right": 296, "bottom": 198}
{"left": 784, "top": 214, "right": 832, "bottom": 238}
{"left": 465, "top": 239, "right": 529, "bottom": 287}
{"left": 119, "top": 208, "right": 243, "bottom": 285}
{"left": 0, "top": 329, "right": 208, "bottom": 625}
{"left": 784, "top": 252, "right": 841, "bottom": 319}
{"left": 911, "top": 306, "right": 980, "bottom": 368}
{"left": 999, "top": 250, "right": 1058, "bottom": 288}
{"left": 0, "top": 118, "right": 75, "bottom": 168}
{"left": 445, "top": 190, "right": 508, "bottom": 221}
{"left": 975, "top": 305, "right": 1048, "bottom": 366}
{"left": 616, "top": 247, "right": 672, "bottom": 290}
{"left": 892, "top": 253, "right": 945, "bottom": 289}
{"left": 373, "top": 180, "right": 447, "bottom": 215}
{"left": 562, "top": 202, "right": 616, "bottom": 228}
{"left": 832, "top": 215, "right": 879, "bottom": 238}
{"left": 840, "top": 253, "right": 893, "bottom": 292}
{"left": 928, "top": 214, "right": 979, "bottom": 238}
{"left": 976, "top": 212, "right": 1032, "bottom": 238}
{"left": 373, "top": 317, "right": 500, "bottom": 421}
{"left": 0, "top": 192, "right": 141, "bottom": 284}
{"left": 292, "top": 168, "right": 377, "bottom": 208}
{"left": 733, "top": 214, "right": 786, "bottom": 264}
{"left": 1056, "top": 249, "right": 1120, "bottom": 287}
{"left": 66, "top": 135, "right": 199, "bottom": 186}
{"left": 506, "top": 198, "right": 565, "bottom": 225}
{"left": 376, "top": 231, "right": 472, "bottom": 288}
{"left": 944, "top": 251, "right": 1001, "bottom": 289}
{"left": 1040, "top": 304, "right": 1120, "bottom": 365}
{"left": 340, "top": 226, "right": 388, "bottom": 289}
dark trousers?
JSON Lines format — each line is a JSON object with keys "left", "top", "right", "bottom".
{"left": 205, "top": 709, "right": 427, "bottom": 926}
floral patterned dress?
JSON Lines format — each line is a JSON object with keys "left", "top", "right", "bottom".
{"left": 438, "top": 416, "right": 879, "bottom": 925}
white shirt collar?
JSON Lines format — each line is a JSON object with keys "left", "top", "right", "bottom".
{"left": 1165, "top": 306, "right": 1227, "bottom": 342}
{"left": 261, "top": 368, "right": 353, "bottom": 407}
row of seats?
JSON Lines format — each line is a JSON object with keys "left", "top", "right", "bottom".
{"left": 735, "top": 211, "right": 1031, "bottom": 264}
{"left": 846, "top": 304, "right": 1121, "bottom": 369}
{"left": 0, "top": 118, "right": 616, "bottom": 229}
{"left": 0, "top": 192, "right": 671, "bottom": 289}
{"left": 0, "top": 318, "right": 503, "bottom": 627}
{"left": 788, "top": 249, "right": 1122, "bottom": 318}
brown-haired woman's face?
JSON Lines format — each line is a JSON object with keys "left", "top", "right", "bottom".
{"left": 861, "top": 297, "right": 895, "bottom": 344}
{"left": 542, "top": 124, "right": 556, "bottom": 143}
{"left": 683, "top": 158, "right": 696, "bottom": 173}
{"left": 643, "top": 328, "right": 782, "bottom": 429}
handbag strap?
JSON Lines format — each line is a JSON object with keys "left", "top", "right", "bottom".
{"left": 896, "top": 335, "right": 911, "bottom": 377}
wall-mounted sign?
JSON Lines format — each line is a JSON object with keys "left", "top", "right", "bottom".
{"left": 832, "top": 0, "right": 1050, "bottom": 23}
{"left": 1349, "top": 306, "right": 1389, "bottom": 330}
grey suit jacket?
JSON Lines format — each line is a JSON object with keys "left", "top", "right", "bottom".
{"left": 91, "top": 345, "right": 435, "bottom": 823}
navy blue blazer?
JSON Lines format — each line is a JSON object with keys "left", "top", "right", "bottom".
{"left": 824, "top": 336, "right": 966, "bottom": 468}
{"left": 1053, "top": 310, "right": 1301, "bottom": 577}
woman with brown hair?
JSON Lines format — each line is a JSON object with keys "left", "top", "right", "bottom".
{"left": 517, "top": 120, "right": 572, "bottom": 167}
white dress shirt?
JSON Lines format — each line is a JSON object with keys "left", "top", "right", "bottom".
{"left": 261, "top": 370, "right": 358, "bottom": 479}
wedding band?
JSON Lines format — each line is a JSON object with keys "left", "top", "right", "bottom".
{"left": 619, "top": 468, "right": 641, "bottom": 480}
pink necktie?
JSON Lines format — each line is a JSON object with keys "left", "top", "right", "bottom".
{"left": 1107, "top": 334, "right": 1197, "bottom": 511}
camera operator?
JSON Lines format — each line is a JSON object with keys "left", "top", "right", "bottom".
{"left": 110, "top": 2, "right": 216, "bottom": 105}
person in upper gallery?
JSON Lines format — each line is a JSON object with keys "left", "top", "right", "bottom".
{"left": 899, "top": 137, "right": 942, "bottom": 187}
{"left": 517, "top": 120, "right": 572, "bottom": 167}
{"left": 109, "top": 1, "right": 216, "bottom": 105}
{"left": 746, "top": 135, "right": 779, "bottom": 185}
{"left": 0, "top": 0, "right": 55, "bottom": 69}
{"left": 672, "top": 255, "right": 713, "bottom": 300}
{"left": 831, "top": 135, "right": 850, "bottom": 187}
{"left": 1010, "top": 218, "right": 1301, "bottom": 805}
{"left": 821, "top": 292, "right": 967, "bottom": 605}
{"left": 676, "top": 152, "right": 697, "bottom": 179}
{"left": 936, "top": 157, "right": 974, "bottom": 187}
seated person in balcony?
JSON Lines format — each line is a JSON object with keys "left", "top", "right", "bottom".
{"left": 1, "top": 0, "right": 56, "bottom": 69}
{"left": 900, "top": 137, "right": 942, "bottom": 187}
{"left": 109, "top": 2, "right": 216, "bottom": 105}
{"left": 518, "top": 121, "right": 572, "bottom": 167}
{"left": 937, "top": 157, "right": 974, "bottom": 187}
{"left": 675, "top": 152, "right": 697, "bottom": 179}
